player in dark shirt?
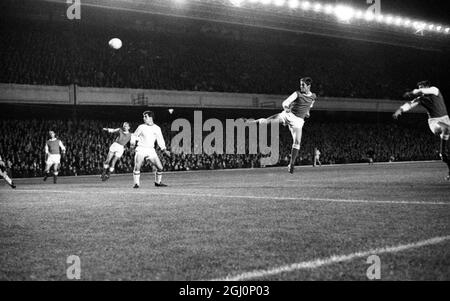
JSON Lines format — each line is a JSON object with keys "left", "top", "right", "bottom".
{"left": 247, "top": 77, "right": 317, "bottom": 173}
{"left": 393, "top": 80, "right": 450, "bottom": 180}
{"left": 43, "top": 130, "right": 66, "bottom": 183}
{"left": 101, "top": 122, "right": 132, "bottom": 181}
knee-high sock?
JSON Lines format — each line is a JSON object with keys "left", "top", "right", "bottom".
{"left": 133, "top": 171, "right": 140, "bottom": 185}
{"left": 155, "top": 171, "right": 162, "bottom": 184}
{"left": 290, "top": 146, "right": 300, "bottom": 166}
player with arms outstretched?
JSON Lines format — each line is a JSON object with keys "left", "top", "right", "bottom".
{"left": 393, "top": 80, "right": 450, "bottom": 180}
{"left": 130, "top": 111, "right": 170, "bottom": 188}
{"left": 43, "top": 130, "right": 66, "bottom": 184}
{"left": 0, "top": 155, "right": 16, "bottom": 189}
{"left": 101, "top": 122, "right": 132, "bottom": 181}
{"left": 247, "top": 77, "right": 317, "bottom": 173}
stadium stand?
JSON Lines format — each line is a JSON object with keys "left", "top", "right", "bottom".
{"left": 0, "top": 117, "right": 439, "bottom": 178}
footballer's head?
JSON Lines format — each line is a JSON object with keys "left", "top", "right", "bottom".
{"left": 142, "top": 111, "right": 154, "bottom": 124}
{"left": 300, "top": 77, "right": 312, "bottom": 93}
{"left": 417, "top": 80, "right": 431, "bottom": 89}
{"left": 123, "top": 122, "right": 130, "bottom": 131}
{"left": 48, "top": 130, "right": 56, "bottom": 139}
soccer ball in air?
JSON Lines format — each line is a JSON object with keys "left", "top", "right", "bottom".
{"left": 108, "top": 38, "right": 122, "bottom": 50}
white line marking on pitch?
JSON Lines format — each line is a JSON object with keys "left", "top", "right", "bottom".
{"left": 209, "top": 235, "right": 450, "bottom": 281}
{"left": 5, "top": 189, "right": 450, "bottom": 206}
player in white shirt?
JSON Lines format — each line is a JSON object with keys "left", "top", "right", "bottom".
{"left": 130, "top": 111, "right": 171, "bottom": 188}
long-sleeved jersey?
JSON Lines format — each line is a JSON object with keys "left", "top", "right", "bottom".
{"left": 412, "top": 87, "right": 447, "bottom": 118}
{"left": 283, "top": 91, "right": 317, "bottom": 119}
{"left": 115, "top": 129, "right": 132, "bottom": 146}
{"left": 45, "top": 139, "right": 66, "bottom": 155}
{"left": 132, "top": 123, "right": 166, "bottom": 150}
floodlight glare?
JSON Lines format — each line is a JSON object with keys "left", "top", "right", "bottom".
{"left": 394, "top": 17, "right": 402, "bottom": 26}
{"left": 385, "top": 15, "right": 394, "bottom": 24}
{"left": 274, "top": 0, "right": 285, "bottom": 6}
{"left": 376, "top": 14, "right": 384, "bottom": 22}
{"left": 261, "top": 0, "right": 271, "bottom": 5}
{"left": 288, "top": 0, "right": 299, "bottom": 9}
{"left": 229, "top": 0, "right": 244, "bottom": 7}
{"left": 324, "top": 4, "right": 333, "bottom": 14}
{"left": 364, "top": 11, "right": 375, "bottom": 21}
{"left": 354, "top": 10, "right": 364, "bottom": 19}
{"left": 301, "top": 1, "right": 311, "bottom": 10}
{"left": 334, "top": 5, "right": 354, "bottom": 22}
{"left": 313, "top": 3, "right": 322, "bottom": 12}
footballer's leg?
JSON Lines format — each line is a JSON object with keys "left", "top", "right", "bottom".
{"left": 1, "top": 170, "right": 16, "bottom": 189}
{"left": 288, "top": 126, "right": 302, "bottom": 174}
{"left": 133, "top": 152, "right": 145, "bottom": 188}
{"left": 43, "top": 162, "right": 52, "bottom": 181}
{"left": 109, "top": 155, "right": 119, "bottom": 175}
{"left": 102, "top": 151, "right": 114, "bottom": 181}
{"left": 438, "top": 126, "right": 450, "bottom": 180}
{"left": 53, "top": 163, "right": 60, "bottom": 184}
{"left": 245, "top": 113, "right": 283, "bottom": 124}
{"left": 149, "top": 156, "right": 167, "bottom": 187}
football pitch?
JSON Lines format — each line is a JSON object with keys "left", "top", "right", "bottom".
{"left": 1, "top": 161, "right": 449, "bottom": 281}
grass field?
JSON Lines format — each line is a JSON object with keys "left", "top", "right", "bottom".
{"left": 0, "top": 161, "right": 449, "bottom": 281}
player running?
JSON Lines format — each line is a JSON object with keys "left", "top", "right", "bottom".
{"left": 130, "top": 111, "right": 170, "bottom": 188}
{"left": 393, "top": 80, "right": 450, "bottom": 180}
{"left": 0, "top": 155, "right": 16, "bottom": 189}
{"left": 101, "top": 122, "right": 132, "bottom": 181}
{"left": 43, "top": 130, "right": 66, "bottom": 184}
{"left": 247, "top": 77, "right": 317, "bottom": 173}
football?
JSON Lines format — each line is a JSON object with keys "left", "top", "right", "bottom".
{"left": 108, "top": 38, "right": 122, "bottom": 50}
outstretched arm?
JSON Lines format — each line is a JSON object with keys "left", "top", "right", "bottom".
{"left": 393, "top": 98, "right": 420, "bottom": 119}
{"left": 103, "top": 128, "right": 120, "bottom": 133}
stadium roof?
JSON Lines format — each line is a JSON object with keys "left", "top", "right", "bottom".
{"left": 6, "top": 0, "right": 450, "bottom": 50}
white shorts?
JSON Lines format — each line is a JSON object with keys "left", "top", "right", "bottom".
{"left": 428, "top": 115, "right": 450, "bottom": 139}
{"left": 278, "top": 111, "right": 305, "bottom": 129}
{"left": 135, "top": 146, "right": 158, "bottom": 161}
{"left": 109, "top": 142, "right": 125, "bottom": 158}
{"left": 46, "top": 154, "right": 61, "bottom": 165}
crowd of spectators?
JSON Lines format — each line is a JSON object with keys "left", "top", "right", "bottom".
{"left": 0, "top": 118, "right": 440, "bottom": 178}
{"left": 0, "top": 18, "right": 444, "bottom": 99}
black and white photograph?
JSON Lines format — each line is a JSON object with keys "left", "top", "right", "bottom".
{"left": 0, "top": 0, "right": 449, "bottom": 289}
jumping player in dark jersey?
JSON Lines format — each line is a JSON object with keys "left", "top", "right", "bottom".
{"left": 101, "top": 122, "right": 132, "bottom": 181}
{"left": 0, "top": 155, "right": 16, "bottom": 189}
{"left": 393, "top": 80, "right": 450, "bottom": 180}
{"left": 43, "top": 130, "right": 66, "bottom": 184}
{"left": 247, "top": 77, "right": 317, "bottom": 173}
